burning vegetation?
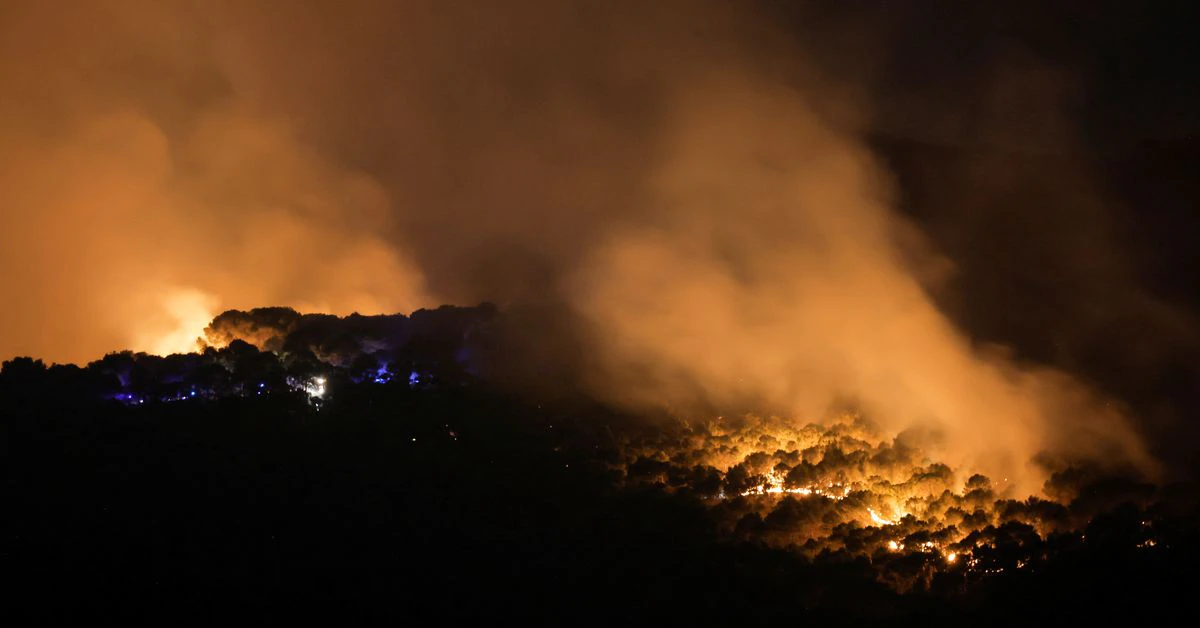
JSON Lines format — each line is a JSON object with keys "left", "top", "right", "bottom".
{"left": 2, "top": 305, "right": 1198, "bottom": 623}
{"left": 2, "top": 0, "right": 1199, "bottom": 623}
{"left": 613, "top": 413, "right": 1173, "bottom": 592}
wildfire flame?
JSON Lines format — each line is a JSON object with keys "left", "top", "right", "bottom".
{"left": 132, "top": 287, "right": 218, "bottom": 356}
{"left": 614, "top": 413, "right": 1145, "bottom": 590}
{"left": 869, "top": 508, "right": 897, "bottom": 527}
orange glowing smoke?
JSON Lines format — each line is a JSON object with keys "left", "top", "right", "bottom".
{"left": 615, "top": 414, "right": 1160, "bottom": 591}
{"left": 131, "top": 286, "right": 218, "bottom": 356}
{"left": 0, "top": 0, "right": 1158, "bottom": 488}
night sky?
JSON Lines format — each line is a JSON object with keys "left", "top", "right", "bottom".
{"left": 2, "top": 1, "right": 1199, "bottom": 623}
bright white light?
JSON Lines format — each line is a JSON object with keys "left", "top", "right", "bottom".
{"left": 302, "top": 376, "right": 327, "bottom": 399}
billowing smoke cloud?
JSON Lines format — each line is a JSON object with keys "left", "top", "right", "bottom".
{"left": 567, "top": 76, "right": 1155, "bottom": 492}
{"left": 0, "top": 1, "right": 1166, "bottom": 488}
{"left": 0, "top": 1, "right": 429, "bottom": 362}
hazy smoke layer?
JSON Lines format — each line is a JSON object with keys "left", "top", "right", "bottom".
{"left": 568, "top": 78, "right": 1154, "bottom": 492}
{"left": 0, "top": 1, "right": 1158, "bottom": 488}
{"left": 0, "top": 1, "right": 430, "bottom": 361}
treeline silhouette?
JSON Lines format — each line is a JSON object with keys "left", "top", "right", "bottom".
{"left": 2, "top": 305, "right": 1199, "bottom": 625}
{"left": 0, "top": 304, "right": 498, "bottom": 409}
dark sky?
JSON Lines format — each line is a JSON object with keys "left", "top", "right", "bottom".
{"left": 764, "top": 0, "right": 1200, "bottom": 148}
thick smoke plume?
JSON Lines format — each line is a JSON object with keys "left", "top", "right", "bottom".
{"left": 567, "top": 77, "right": 1154, "bottom": 492}
{"left": 0, "top": 1, "right": 430, "bottom": 362}
{"left": 0, "top": 1, "right": 1159, "bottom": 488}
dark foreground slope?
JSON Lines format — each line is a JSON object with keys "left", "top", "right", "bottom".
{"left": 3, "top": 377, "right": 1198, "bottom": 626}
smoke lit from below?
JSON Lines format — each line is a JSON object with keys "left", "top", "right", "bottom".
{"left": 568, "top": 84, "right": 1155, "bottom": 495}
{"left": 131, "top": 286, "right": 218, "bottom": 356}
{"left": 0, "top": 0, "right": 1161, "bottom": 506}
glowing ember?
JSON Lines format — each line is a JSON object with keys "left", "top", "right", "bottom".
{"left": 739, "top": 470, "right": 820, "bottom": 497}
{"left": 613, "top": 413, "right": 1135, "bottom": 590}
{"left": 869, "top": 508, "right": 896, "bottom": 527}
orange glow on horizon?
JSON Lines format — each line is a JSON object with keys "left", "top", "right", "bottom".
{"left": 132, "top": 287, "right": 218, "bottom": 356}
